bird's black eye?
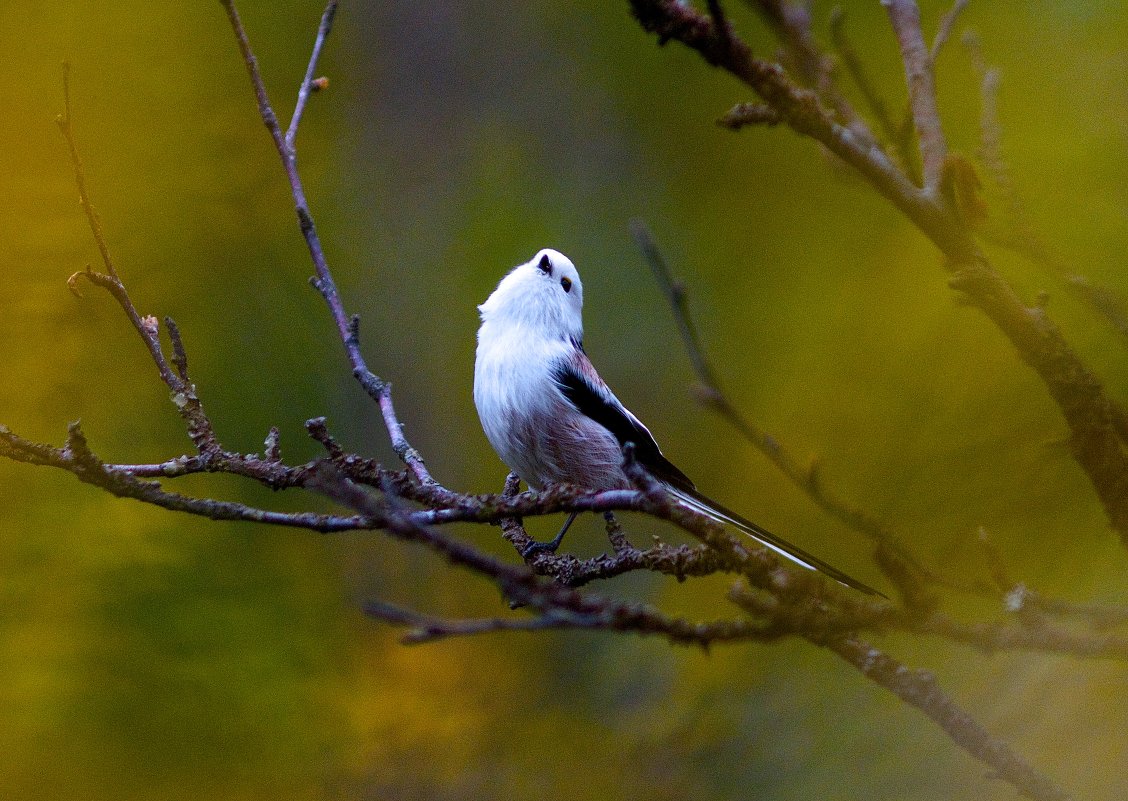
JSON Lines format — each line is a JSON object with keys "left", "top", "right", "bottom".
{"left": 537, "top": 253, "right": 552, "bottom": 275}
{"left": 560, "top": 276, "right": 572, "bottom": 293}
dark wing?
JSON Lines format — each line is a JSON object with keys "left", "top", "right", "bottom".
{"left": 551, "top": 355, "right": 696, "bottom": 493}
{"left": 551, "top": 352, "right": 884, "bottom": 597}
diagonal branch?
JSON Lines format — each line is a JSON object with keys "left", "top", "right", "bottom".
{"left": 56, "top": 64, "right": 118, "bottom": 281}
{"left": 285, "top": 0, "right": 337, "bottom": 150}
{"left": 219, "top": 1, "right": 457, "bottom": 503}
{"left": 57, "top": 80, "right": 219, "bottom": 455}
{"left": 747, "top": 0, "right": 877, "bottom": 148}
{"left": 930, "top": 0, "right": 969, "bottom": 61}
{"left": 632, "top": 219, "right": 937, "bottom": 600}
{"left": 829, "top": 637, "right": 1071, "bottom": 801}
{"left": 829, "top": 7, "right": 914, "bottom": 176}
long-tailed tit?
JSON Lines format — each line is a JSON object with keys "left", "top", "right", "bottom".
{"left": 474, "top": 248, "right": 880, "bottom": 596}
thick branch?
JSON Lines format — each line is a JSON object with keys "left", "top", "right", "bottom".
{"left": 948, "top": 259, "right": 1128, "bottom": 538}
{"left": 633, "top": 220, "right": 935, "bottom": 598}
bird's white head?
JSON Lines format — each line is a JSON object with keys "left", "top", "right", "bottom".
{"left": 478, "top": 248, "right": 584, "bottom": 342}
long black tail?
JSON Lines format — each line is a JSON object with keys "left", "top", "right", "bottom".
{"left": 666, "top": 484, "right": 885, "bottom": 597}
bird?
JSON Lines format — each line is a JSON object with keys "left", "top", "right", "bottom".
{"left": 473, "top": 247, "right": 881, "bottom": 596}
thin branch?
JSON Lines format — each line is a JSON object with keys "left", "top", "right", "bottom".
{"left": 729, "top": 578, "right": 1128, "bottom": 662}
{"left": 829, "top": 637, "right": 1072, "bottom": 801}
{"left": 220, "top": 0, "right": 343, "bottom": 347}
{"left": 364, "top": 596, "right": 772, "bottom": 647}
{"left": 908, "top": 608, "right": 1128, "bottom": 661}
{"left": 631, "top": 220, "right": 934, "bottom": 596}
{"left": 882, "top": 0, "right": 947, "bottom": 189}
{"left": 960, "top": 33, "right": 1128, "bottom": 444}
{"left": 220, "top": 1, "right": 457, "bottom": 501}
{"left": 966, "top": 32, "right": 1128, "bottom": 343}
{"left": 1024, "top": 591, "right": 1128, "bottom": 630}
{"left": 55, "top": 64, "right": 117, "bottom": 280}
{"left": 747, "top": 0, "right": 877, "bottom": 147}
{"left": 0, "top": 423, "right": 368, "bottom": 532}
{"left": 285, "top": 0, "right": 338, "bottom": 150}
{"left": 963, "top": 30, "right": 1044, "bottom": 255}
{"left": 630, "top": 220, "right": 725, "bottom": 392}
{"left": 829, "top": 6, "right": 917, "bottom": 179}
{"left": 930, "top": 0, "right": 969, "bottom": 61}
{"left": 57, "top": 91, "right": 219, "bottom": 454}
{"left": 364, "top": 600, "right": 590, "bottom": 644}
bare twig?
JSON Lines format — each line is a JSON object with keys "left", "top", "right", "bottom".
{"left": 365, "top": 595, "right": 773, "bottom": 647}
{"left": 747, "top": 0, "right": 876, "bottom": 147}
{"left": 220, "top": 1, "right": 345, "bottom": 351}
{"left": 883, "top": 0, "right": 947, "bottom": 189}
{"left": 964, "top": 31, "right": 1128, "bottom": 350}
{"left": 57, "top": 83, "right": 219, "bottom": 455}
{"left": 930, "top": 0, "right": 969, "bottom": 61}
{"left": 0, "top": 423, "right": 367, "bottom": 532}
{"left": 829, "top": 7, "right": 910, "bottom": 172}
{"left": 906, "top": 609, "right": 1128, "bottom": 661}
{"left": 285, "top": 0, "right": 338, "bottom": 150}
{"left": 829, "top": 637, "right": 1072, "bottom": 801}
{"left": 630, "top": 220, "right": 938, "bottom": 594}
{"left": 630, "top": 220, "right": 724, "bottom": 392}
{"left": 364, "top": 600, "right": 588, "bottom": 644}
{"left": 56, "top": 64, "right": 117, "bottom": 281}
{"left": 963, "top": 30, "right": 1043, "bottom": 253}
{"left": 220, "top": 0, "right": 458, "bottom": 502}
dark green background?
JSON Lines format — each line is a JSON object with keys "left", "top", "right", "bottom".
{"left": 2, "top": 1, "right": 1127, "bottom": 798}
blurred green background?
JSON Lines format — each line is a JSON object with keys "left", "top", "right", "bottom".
{"left": 2, "top": 1, "right": 1128, "bottom": 798}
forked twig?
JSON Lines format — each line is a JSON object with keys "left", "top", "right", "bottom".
{"left": 219, "top": 0, "right": 456, "bottom": 499}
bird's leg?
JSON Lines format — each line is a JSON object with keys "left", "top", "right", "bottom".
{"left": 522, "top": 510, "right": 579, "bottom": 556}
